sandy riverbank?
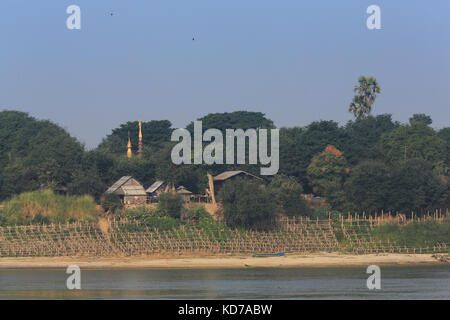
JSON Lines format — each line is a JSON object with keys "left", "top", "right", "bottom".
{"left": 0, "top": 253, "right": 446, "bottom": 269}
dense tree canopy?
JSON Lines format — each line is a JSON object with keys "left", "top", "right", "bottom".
{"left": 218, "top": 177, "right": 276, "bottom": 230}
{"left": 386, "top": 159, "right": 447, "bottom": 214}
{"left": 97, "top": 120, "right": 173, "bottom": 155}
{"left": 341, "top": 114, "right": 399, "bottom": 165}
{"left": 184, "top": 111, "right": 276, "bottom": 176}
{"left": 307, "top": 145, "right": 349, "bottom": 209}
{"left": 268, "top": 175, "right": 309, "bottom": 217}
{"left": 438, "top": 127, "right": 450, "bottom": 170}
{"left": 409, "top": 113, "right": 432, "bottom": 125}
{"left": 344, "top": 159, "right": 448, "bottom": 215}
{"left": 344, "top": 160, "right": 391, "bottom": 213}
{"left": 279, "top": 121, "right": 346, "bottom": 191}
{"left": 377, "top": 122, "right": 446, "bottom": 172}
{"left": 0, "top": 111, "right": 85, "bottom": 200}
{"left": 186, "top": 111, "right": 275, "bottom": 134}
{"left": 0, "top": 107, "right": 448, "bottom": 218}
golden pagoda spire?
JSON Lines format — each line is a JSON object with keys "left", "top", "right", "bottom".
{"left": 127, "top": 131, "right": 132, "bottom": 159}
{"left": 137, "top": 120, "right": 143, "bottom": 157}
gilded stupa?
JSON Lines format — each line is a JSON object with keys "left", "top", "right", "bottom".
{"left": 137, "top": 120, "right": 143, "bottom": 157}
{"left": 127, "top": 131, "right": 132, "bottom": 159}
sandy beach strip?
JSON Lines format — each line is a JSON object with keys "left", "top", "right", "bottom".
{"left": 0, "top": 253, "right": 446, "bottom": 269}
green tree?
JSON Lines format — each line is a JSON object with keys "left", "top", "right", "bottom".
{"left": 97, "top": 120, "right": 173, "bottom": 155}
{"left": 146, "top": 142, "right": 206, "bottom": 190}
{"left": 0, "top": 210, "right": 5, "bottom": 226}
{"left": 268, "top": 175, "right": 309, "bottom": 216}
{"left": 67, "top": 170, "right": 105, "bottom": 201}
{"left": 0, "top": 111, "right": 85, "bottom": 200}
{"left": 186, "top": 111, "right": 275, "bottom": 134}
{"left": 67, "top": 151, "right": 109, "bottom": 200}
{"left": 348, "top": 76, "right": 380, "bottom": 120}
{"left": 307, "top": 145, "right": 349, "bottom": 209}
{"left": 386, "top": 159, "right": 447, "bottom": 214}
{"left": 185, "top": 111, "right": 276, "bottom": 175}
{"left": 377, "top": 122, "right": 446, "bottom": 171}
{"left": 341, "top": 114, "right": 399, "bottom": 165}
{"left": 279, "top": 121, "right": 346, "bottom": 191}
{"left": 344, "top": 160, "right": 391, "bottom": 213}
{"left": 158, "top": 192, "right": 184, "bottom": 219}
{"left": 113, "top": 156, "right": 156, "bottom": 189}
{"left": 101, "top": 193, "right": 123, "bottom": 215}
{"left": 218, "top": 178, "right": 276, "bottom": 230}
{"left": 409, "top": 113, "right": 432, "bottom": 125}
{"left": 437, "top": 127, "right": 450, "bottom": 172}
{"left": 173, "top": 165, "right": 208, "bottom": 194}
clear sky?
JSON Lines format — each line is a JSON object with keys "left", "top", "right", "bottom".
{"left": 1, "top": 0, "right": 449, "bottom": 149}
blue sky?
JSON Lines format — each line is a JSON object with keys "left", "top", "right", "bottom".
{"left": 1, "top": 0, "right": 449, "bottom": 148}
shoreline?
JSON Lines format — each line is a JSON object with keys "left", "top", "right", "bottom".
{"left": 0, "top": 253, "right": 447, "bottom": 269}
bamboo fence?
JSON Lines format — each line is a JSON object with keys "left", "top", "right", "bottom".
{"left": 0, "top": 213, "right": 448, "bottom": 257}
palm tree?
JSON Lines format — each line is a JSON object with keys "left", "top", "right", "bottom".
{"left": 348, "top": 76, "right": 380, "bottom": 120}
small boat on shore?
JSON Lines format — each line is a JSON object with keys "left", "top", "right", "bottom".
{"left": 253, "top": 252, "right": 286, "bottom": 257}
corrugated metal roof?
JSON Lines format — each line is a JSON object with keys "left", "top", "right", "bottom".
{"left": 214, "top": 171, "right": 243, "bottom": 181}
{"left": 106, "top": 176, "right": 132, "bottom": 193}
{"left": 214, "top": 170, "right": 262, "bottom": 181}
{"left": 121, "top": 185, "right": 147, "bottom": 196}
{"left": 146, "top": 180, "right": 164, "bottom": 193}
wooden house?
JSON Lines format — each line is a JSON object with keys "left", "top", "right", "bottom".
{"left": 105, "top": 176, "right": 147, "bottom": 206}
{"left": 146, "top": 180, "right": 168, "bottom": 202}
{"left": 213, "top": 170, "right": 262, "bottom": 194}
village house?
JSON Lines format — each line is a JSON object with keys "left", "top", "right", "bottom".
{"left": 213, "top": 170, "right": 263, "bottom": 194}
{"left": 146, "top": 181, "right": 196, "bottom": 202}
{"left": 105, "top": 176, "right": 147, "bottom": 206}
{"left": 176, "top": 186, "right": 193, "bottom": 202}
{"left": 146, "top": 180, "right": 168, "bottom": 202}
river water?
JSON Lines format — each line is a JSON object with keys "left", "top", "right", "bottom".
{"left": 0, "top": 265, "right": 449, "bottom": 299}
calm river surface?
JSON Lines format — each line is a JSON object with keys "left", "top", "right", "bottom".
{"left": 0, "top": 265, "right": 449, "bottom": 299}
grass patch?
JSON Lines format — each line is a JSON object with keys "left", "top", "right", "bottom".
{"left": 123, "top": 204, "right": 234, "bottom": 238}
{"left": 371, "top": 220, "right": 450, "bottom": 249}
{"left": 2, "top": 190, "right": 98, "bottom": 225}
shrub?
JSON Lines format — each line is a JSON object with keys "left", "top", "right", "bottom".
{"left": 125, "top": 205, "right": 157, "bottom": 220}
{"left": 371, "top": 220, "right": 450, "bottom": 248}
{"left": 218, "top": 177, "right": 276, "bottom": 230}
{"left": 310, "top": 204, "right": 341, "bottom": 221}
{"left": 182, "top": 206, "right": 221, "bottom": 228}
{"left": 2, "top": 190, "right": 98, "bottom": 225}
{"left": 268, "top": 174, "right": 310, "bottom": 216}
{"left": 123, "top": 205, "right": 180, "bottom": 231}
{"left": 142, "top": 216, "right": 180, "bottom": 230}
{"left": 0, "top": 210, "right": 5, "bottom": 226}
{"left": 101, "top": 193, "right": 123, "bottom": 214}
{"left": 181, "top": 206, "right": 201, "bottom": 224}
{"left": 158, "top": 192, "right": 184, "bottom": 219}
